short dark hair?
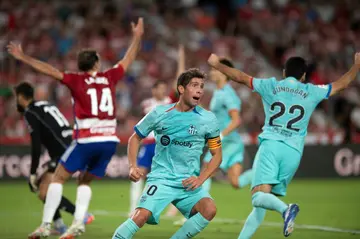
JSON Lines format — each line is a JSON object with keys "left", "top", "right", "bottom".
{"left": 284, "top": 57, "right": 307, "bottom": 80}
{"left": 177, "top": 68, "right": 206, "bottom": 94}
{"left": 219, "top": 58, "right": 234, "bottom": 81}
{"left": 152, "top": 80, "right": 167, "bottom": 89}
{"left": 77, "top": 49, "right": 99, "bottom": 72}
{"left": 14, "top": 82, "right": 34, "bottom": 99}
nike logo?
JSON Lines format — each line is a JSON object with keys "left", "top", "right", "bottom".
{"left": 114, "top": 233, "right": 125, "bottom": 239}
{"left": 186, "top": 232, "right": 193, "bottom": 238}
{"left": 162, "top": 127, "right": 168, "bottom": 130}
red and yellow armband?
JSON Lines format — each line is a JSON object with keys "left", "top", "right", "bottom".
{"left": 208, "top": 136, "right": 222, "bottom": 149}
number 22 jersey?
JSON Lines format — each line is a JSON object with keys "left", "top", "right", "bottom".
{"left": 61, "top": 65, "right": 124, "bottom": 143}
{"left": 251, "top": 77, "right": 332, "bottom": 153}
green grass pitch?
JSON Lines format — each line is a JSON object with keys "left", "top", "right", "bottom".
{"left": 1, "top": 179, "right": 359, "bottom": 239}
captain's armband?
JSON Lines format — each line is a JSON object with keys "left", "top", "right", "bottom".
{"left": 208, "top": 136, "right": 221, "bottom": 149}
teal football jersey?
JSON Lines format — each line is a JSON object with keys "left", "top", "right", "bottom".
{"left": 135, "top": 104, "right": 220, "bottom": 187}
{"left": 209, "top": 84, "right": 242, "bottom": 143}
{"left": 252, "top": 77, "right": 332, "bottom": 153}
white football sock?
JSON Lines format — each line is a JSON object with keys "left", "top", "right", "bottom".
{"left": 74, "top": 185, "right": 92, "bottom": 223}
{"left": 42, "top": 183, "right": 63, "bottom": 224}
{"left": 130, "top": 179, "right": 144, "bottom": 213}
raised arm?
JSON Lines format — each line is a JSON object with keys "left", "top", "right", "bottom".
{"left": 116, "top": 18, "right": 144, "bottom": 71}
{"left": 7, "top": 42, "right": 63, "bottom": 80}
{"left": 329, "top": 52, "right": 360, "bottom": 97}
{"left": 208, "top": 53, "right": 253, "bottom": 88}
{"left": 173, "top": 44, "right": 185, "bottom": 90}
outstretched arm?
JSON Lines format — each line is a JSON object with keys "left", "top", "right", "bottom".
{"left": 208, "top": 53, "right": 253, "bottom": 88}
{"left": 7, "top": 42, "right": 63, "bottom": 80}
{"left": 116, "top": 18, "right": 144, "bottom": 71}
{"left": 329, "top": 52, "right": 360, "bottom": 97}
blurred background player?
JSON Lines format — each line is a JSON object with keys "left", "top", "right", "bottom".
{"left": 129, "top": 45, "right": 185, "bottom": 214}
{"left": 112, "top": 68, "right": 222, "bottom": 239}
{"left": 208, "top": 52, "right": 360, "bottom": 238}
{"left": 7, "top": 17, "right": 144, "bottom": 239}
{"left": 203, "top": 58, "right": 252, "bottom": 191}
{"left": 14, "top": 82, "right": 94, "bottom": 235}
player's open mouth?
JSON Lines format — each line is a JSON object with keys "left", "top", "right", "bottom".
{"left": 193, "top": 96, "right": 200, "bottom": 100}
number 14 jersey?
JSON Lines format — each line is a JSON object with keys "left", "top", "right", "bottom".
{"left": 250, "top": 76, "right": 332, "bottom": 153}
{"left": 61, "top": 65, "right": 124, "bottom": 143}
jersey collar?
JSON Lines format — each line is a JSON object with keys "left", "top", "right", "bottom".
{"left": 285, "top": 77, "right": 298, "bottom": 81}
{"left": 25, "top": 101, "right": 35, "bottom": 112}
{"left": 193, "top": 106, "right": 201, "bottom": 115}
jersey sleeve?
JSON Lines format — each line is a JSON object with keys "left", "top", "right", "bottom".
{"left": 308, "top": 83, "right": 332, "bottom": 102}
{"left": 61, "top": 73, "right": 78, "bottom": 90}
{"left": 134, "top": 108, "right": 158, "bottom": 138}
{"left": 24, "top": 112, "right": 41, "bottom": 175}
{"left": 105, "top": 64, "right": 125, "bottom": 84}
{"left": 206, "top": 114, "right": 221, "bottom": 149}
{"left": 223, "top": 92, "right": 241, "bottom": 112}
{"left": 251, "top": 77, "right": 275, "bottom": 96}
{"left": 206, "top": 114, "right": 221, "bottom": 139}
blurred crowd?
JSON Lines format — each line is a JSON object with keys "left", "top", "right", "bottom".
{"left": 1, "top": 0, "right": 360, "bottom": 143}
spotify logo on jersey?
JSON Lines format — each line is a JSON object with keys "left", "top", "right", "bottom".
{"left": 160, "top": 135, "right": 170, "bottom": 146}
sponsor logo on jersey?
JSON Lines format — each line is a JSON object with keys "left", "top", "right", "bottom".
{"left": 171, "top": 139, "right": 193, "bottom": 148}
{"left": 160, "top": 135, "right": 193, "bottom": 148}
{"left": 160, "top": 135, "right": 170, "bottom": 146}
{"left": 89, "top": 127, "right": 116, "bottom": 134}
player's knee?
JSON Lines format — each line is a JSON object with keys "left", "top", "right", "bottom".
{"left": 52, "top": 173, "right": 66, "bottom": 184}
{"left": 38, "top": 190, "right": 47, "bottom": 201}
{"left": 251, "top": 192, "right": 261, "bottom": 207}
{"left": 131, "top": 208, "right": 151, "bottom": 228}
{"left": 52, "top": 166, "right": 71, "bottom": 184}
{"left": 228, "top": 174, "right": 239, "bottom": 189}
{"left": 251, "top": 184, "right": 272, "bottom": 195}
{"left": 202, "top": 204, "right": 217, "bottom": 221}
{"left": 77, "top": 171, "right": 96, "bottom": 185}
{"left": 198, "top": 199, "right": 217, "bottom": 221}
{"left": 77, "top": 176, "right": 92, "bottom": 186}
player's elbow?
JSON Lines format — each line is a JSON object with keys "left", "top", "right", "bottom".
{"left": 234, "top": 75, "right": 244, "bottom": 84}
{"left": 331, "top": 81, "right": 346, "bottom": 96}
{"left": 233, "top": 117, "right": 241, "bottom": 127}
{"left": 52, "top": 71, "right": 64, "bottom": 81}
{"left": 128, "top": 133, "right": 141, "bottom": 145}
{"left": 338, "top": 81, "right": 348, "bottom": 91}
{"left": 342, "top": 81, "right": 351, "bottom": 90}
{"left": 216, "top": 153, "right": 223, "bottom": 166}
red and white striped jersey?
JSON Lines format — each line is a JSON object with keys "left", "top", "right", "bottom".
{"left": 141, "top": 96, "right": 172, "bottom": 144}
{"left": 61, "top": 65, "right": 124, "bottom": 143}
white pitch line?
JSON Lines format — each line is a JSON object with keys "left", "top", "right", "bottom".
{"left": 92, "top": 210, "right": 360, "bottom": 235}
